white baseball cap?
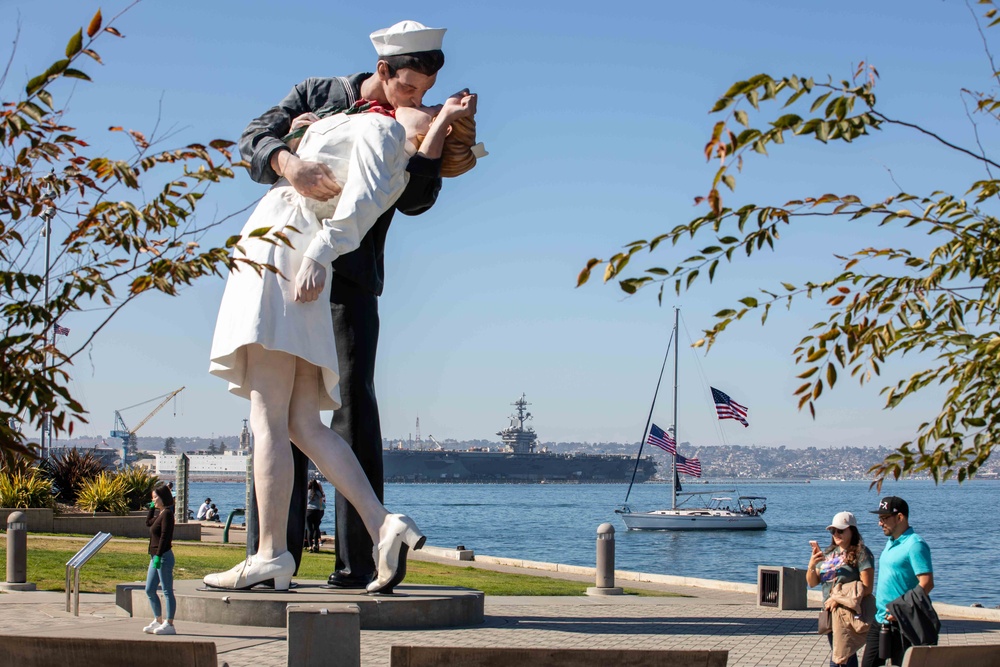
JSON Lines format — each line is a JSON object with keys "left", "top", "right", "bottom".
{"left": 370, "top": 20, "right": 446, "bottom": 57}
{"left": 827, "top": 511, "right": 857, "bottom": 531}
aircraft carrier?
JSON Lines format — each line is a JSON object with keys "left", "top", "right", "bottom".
{"left": 383, "top": 394, "right": 658, "bottom": 483}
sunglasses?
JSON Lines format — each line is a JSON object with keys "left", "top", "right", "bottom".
{"left": 829, "top": 527, "right": 848, "bottom": 535}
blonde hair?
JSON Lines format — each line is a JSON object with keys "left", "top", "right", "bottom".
{"left": 440, "top": 115, "right": 478, "bottom": 177}
{"left": 417, "top": 115, "right": 479, "bottom": 178}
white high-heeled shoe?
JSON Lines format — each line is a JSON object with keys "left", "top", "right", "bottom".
{"left": 203, "top": 551, "right": 295, "bottom": 591}
{"left": 367, "top": 514, "right": 425, "bottom": 594}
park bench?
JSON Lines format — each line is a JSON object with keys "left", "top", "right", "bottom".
{"left": 900, "top": 644, "right": 1000, "bottom": 667}
{"left": 0, "top": 635, "right": 223, "bottom": 667}
{"left": 390, "top": 646, "right": 728, "bottom": 667}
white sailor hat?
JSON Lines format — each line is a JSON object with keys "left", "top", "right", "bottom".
{"left": 370, "top": 20, "right": 446, "bottom": 57}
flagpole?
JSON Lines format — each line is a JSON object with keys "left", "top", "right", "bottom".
{"left": 671, "top": 307, "right": 679, "bottom": 510}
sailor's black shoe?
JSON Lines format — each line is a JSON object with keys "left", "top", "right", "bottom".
{"left": 326, "top": 571, "right": 373, "bottom": 589}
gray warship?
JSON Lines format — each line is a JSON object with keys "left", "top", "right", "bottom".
{"left": 382, "top": 394, "right": 658, "bottom": 483}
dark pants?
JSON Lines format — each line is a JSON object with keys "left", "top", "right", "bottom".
{"left": 860, "top": 623, "right": 910, "bottom": 667}
{"left": 305, "top": 509, "right": 324, "bottom": 550}
{"left": 246, "top": 277, "right": 382, "bottom": 581}
{"left": 328, "top": 279, "right": 383, "bottom": 581}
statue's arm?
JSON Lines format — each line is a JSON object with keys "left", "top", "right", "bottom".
{"left": 395, "top": 154, "right": 442, "bottom": 216}
{"left": 240, "top": 78, "right": 330, "bottom": 185}
{"left": 303, "top": 118, "right": 410, "bottom": 266}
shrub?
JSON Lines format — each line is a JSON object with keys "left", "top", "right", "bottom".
{"left": 116, "top": 465, "right": 158, "bottom": 511}
{"left": 0, "top": 470, "right": 55, "bottom": 509}
{"left": 49, "top": 448, "right": 107, "bottom": 504}
{"left": 76, "top": 471, "right": 128, "bottom": 515}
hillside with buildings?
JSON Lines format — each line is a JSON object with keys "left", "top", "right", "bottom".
{"left": 47, "top": 435, "right": 1000, "bottom": 480}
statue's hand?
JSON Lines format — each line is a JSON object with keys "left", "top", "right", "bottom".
{"left": 294, "top": 257, "right": 326, "bottom": 303}
{"left": 284, "top": 155, "right": 342, "bottom": 201}
{"left": 290, "top": 112, "right": 320, "bottom": 132}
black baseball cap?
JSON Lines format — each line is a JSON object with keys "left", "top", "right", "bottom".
{"left": 871, "top": 496, "right": 908, "bottom": 517}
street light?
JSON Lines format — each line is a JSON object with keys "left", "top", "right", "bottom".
{"left": 39, "top": 181, "right": 57, "bottom": 460}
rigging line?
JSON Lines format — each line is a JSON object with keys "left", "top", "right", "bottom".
{"left": 679, "top": 313, "right": 741, "bottom": 496}
{"left": 623, "top": 322, "right": 676, "bottom": 506}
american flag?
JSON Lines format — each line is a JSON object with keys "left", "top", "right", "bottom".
{"left": 675, "top": 453, "right": 702, "bottom": 477}
{"left": 711, "top": 387, "right": 749, "bottom": 427}
{"left": 54, "top": 323, "right": 70, "bottom": 337}
{"left": 647, "top": 423, "right": 676, "bottom": 454}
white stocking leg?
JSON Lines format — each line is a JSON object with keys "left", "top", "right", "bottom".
{"left": 245, "top": 344, "right": 296, "bottom": 560}
{"left": 287, "top": 358, "right": 388, "bottom": 546}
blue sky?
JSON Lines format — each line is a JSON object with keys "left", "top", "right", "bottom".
{"left": 5, "top": 1, "right": 996, "bottom": 449}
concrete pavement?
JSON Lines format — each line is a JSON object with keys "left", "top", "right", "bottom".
{"left": 1, "top": 567, "right": 998, "bottom": 667}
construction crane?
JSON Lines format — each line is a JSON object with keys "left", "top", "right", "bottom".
{"left": 111, "top": 387, "right": 185, "bottom": 465}
{"left": 427, "top": 435, "right": 445, "bottom": 451}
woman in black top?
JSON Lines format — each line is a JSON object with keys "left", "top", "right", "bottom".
{"left": 143, "top": 483, "right": 176, "bottom": 635}
{"left": 305, "top": 479, "right": 326, "bottom": 552}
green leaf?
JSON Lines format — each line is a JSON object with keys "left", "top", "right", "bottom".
{"left": 44, "top": 59, "right": 70, "bottom": 79}
{"left": 18, "top": 102, "right": 45, "bottom": 122}
{"left": 739, "top": 297, "right": 758, "bottom": 307}
{"left": 36, "top": 90, "right": 54, "bottom": 109}
{"left": 66, "top": 29, "right": 83, "bottom": 58}
{"left": 63, "top": 69, "right": 92, "bottom": 82}
{"left": 25, "top": 74, "right": 47, "bottom": 97}
{"left": 734, "top": 110, "right": 749, "bottom": 127}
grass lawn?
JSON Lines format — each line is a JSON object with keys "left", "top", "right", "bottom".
{"left": 0, "top": 536, "right": 683, "bottom": 597}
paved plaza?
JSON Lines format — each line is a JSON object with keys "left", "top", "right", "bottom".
{"left": 1, "top": 569, "right": 998, "bottom": 667}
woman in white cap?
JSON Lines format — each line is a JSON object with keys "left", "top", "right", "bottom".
{"left": 806, "top": 511, "right": 875, "bottom": 667}
{"left": 205, "top": 89, "right": 480, "bottom": 595}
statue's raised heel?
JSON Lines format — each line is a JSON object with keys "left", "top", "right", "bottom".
{"left": 400, "top": 519, "right": 425, "bottom": 551}
{"left": 367, "top": 514, "right": 425, "bottom": 594}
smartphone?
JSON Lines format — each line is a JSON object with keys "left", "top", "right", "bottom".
{"left": 809, "top": 540, "right": 820, "bottom": 551}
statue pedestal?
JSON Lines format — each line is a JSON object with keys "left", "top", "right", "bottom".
{"left": 120, "top": 579, "right": 483, "bottom": 629}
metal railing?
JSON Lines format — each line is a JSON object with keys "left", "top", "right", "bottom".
{"left": 223, "top": 508, "right": 245, "bottom": 544}
{"left": 65, "top": 532, "right": 112, "bottom": 616}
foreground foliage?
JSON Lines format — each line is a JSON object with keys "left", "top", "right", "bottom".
{"left": 0, "top": 469, "right": 55, "bottom": 508}
{"left": 1, "top": 6, "right": 246, "bottom": 458}
{"left": 115, "top": 464, "right": 158, "bottom": 511}
{"left": 46, "top": 447, "right": 106, "bottom": 504}
{"left": 581, "top": 2, "right": 1000, "bottom": 488}
{"left": 75, "top": 471, "right": 128, "bottom": 514}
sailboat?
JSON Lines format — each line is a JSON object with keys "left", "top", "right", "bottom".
{"left": 616, "top": 308, "right": 767, "bottom": 531}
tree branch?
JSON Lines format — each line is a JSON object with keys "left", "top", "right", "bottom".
{"left": 872, "top": 111, "right": 1000, "bottom": 170}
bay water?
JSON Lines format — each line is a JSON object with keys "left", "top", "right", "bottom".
{"left": 187, "top": 478, "right": 997, "bottom": 607}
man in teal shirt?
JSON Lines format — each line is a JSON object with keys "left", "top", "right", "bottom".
{"left": 861, "top": 496, "right": 934, "bottom": 667}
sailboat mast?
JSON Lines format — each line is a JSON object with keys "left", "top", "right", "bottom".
{"left": 671, "top": 307, "right": 679, "bottom": 510}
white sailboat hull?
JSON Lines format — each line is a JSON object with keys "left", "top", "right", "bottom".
{"left": 619, "top": 508, "right": 766, "bottom": 531}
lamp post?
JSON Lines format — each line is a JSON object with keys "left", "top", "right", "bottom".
{"left": 39, "top": 184, "right": 57, "bottom": 461}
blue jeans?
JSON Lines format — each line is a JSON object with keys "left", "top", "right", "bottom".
{"left": 145, "top": 549, "right": 175, "bottom": 620}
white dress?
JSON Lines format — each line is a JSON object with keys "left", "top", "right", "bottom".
{"left": 209, "top": 113, "right": 412, "bottom": 410}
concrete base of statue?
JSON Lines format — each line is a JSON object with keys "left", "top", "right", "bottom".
{"left": 117, "top": 579, "right": 484, "bottom": 629}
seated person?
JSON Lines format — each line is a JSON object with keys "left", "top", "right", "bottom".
{"left": 196, "top": 497, "right": 211, "bottom": 520}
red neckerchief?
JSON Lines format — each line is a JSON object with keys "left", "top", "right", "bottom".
{"left": 354, "top": 99, "right": 396, "bottom": 118}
